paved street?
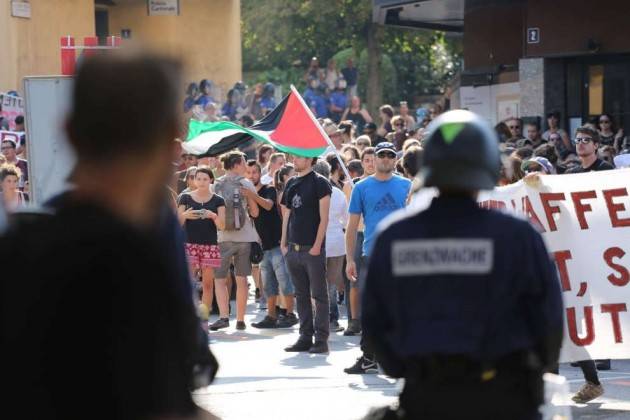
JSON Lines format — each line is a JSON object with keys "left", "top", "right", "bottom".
{"left": 194, "top": 293, "right": 630, "bottom": 419}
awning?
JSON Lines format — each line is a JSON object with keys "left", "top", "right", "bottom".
{"left": 372, "top": 0, "right": 464, "bottom": 32}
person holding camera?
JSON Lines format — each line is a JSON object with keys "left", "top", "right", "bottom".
{"left": 177, "top": 165, "right": 226, "bottom": 315}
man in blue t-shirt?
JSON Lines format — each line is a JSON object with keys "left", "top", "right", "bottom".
{"left": 344, "top": 142, "right": 411, "bottom": 374}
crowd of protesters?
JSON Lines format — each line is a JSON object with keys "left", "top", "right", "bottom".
{"left": 3, "top": 54, "right": 630, "bottom": 411}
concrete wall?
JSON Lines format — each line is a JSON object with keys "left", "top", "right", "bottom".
{"left": 0, "top": 0, "right": 95, "bottom": 91}
{"left": 108, "top": 0, "right": 242, "bottom": 100}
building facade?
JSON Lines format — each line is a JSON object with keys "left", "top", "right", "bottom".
{"left": 374, "top": 0, "right": 630, "bottom": 134}
{"left": 0, "top": 0, "right": 242, "bottom": 96}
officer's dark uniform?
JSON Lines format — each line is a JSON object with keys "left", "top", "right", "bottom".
{"left": 361, "top": 110, "right": 564, "bottom": 420}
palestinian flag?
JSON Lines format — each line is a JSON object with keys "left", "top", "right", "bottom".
{"left": 183, "top": 87, "right": 330, "bottom": 158}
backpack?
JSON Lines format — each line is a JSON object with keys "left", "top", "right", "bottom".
{"left": 214, "top": 175, "right": 248, "bottom": 231}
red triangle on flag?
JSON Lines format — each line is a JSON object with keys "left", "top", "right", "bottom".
{"left": 269, "top": 91, "right": 329, "bottom": 150}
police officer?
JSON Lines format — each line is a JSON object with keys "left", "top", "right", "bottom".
{"left": 361, "top": 110, "right": 564, "bottom": 420}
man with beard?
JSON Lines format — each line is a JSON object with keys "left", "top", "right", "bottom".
{"left": 244, "top": 160, "right": 298, "bottom": 329}
{"left": 281, "top": 155, "right": 332, "bottom": 354}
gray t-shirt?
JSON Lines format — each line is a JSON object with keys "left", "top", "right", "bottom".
{"left": 215, "top": 175, "right": 260, "bottom": 243}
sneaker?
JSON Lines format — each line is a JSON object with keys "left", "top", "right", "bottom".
{"left": 236, "top": 321, "right": 246, "bottom": 330}
{"left": 284, "top": 338, "right": 313, "bottom": 352}
{"left": 209, "top": 318, "right": 229, "bottom": 331}
{"left": 277, "top": 307, "right": 288, "bottom": 317}
{"left": 309, "top": 341, "right": 329, "bottom": 354}
{"left": 330, "top": 320, "right": 344, "bottom": 333}
{"left": 596, "top": 359, "right": 611, "bottom": 370}
{"left": 252, "top": 316, "right": 278, "bottom": 329}
{"left": 343, "top": 319, "right": 362, "bottom": 336}
{"left": 572, "top": 382, "right": 604, "bottom": 403}
{"left": 344, "top": 355, "right": 378, "bottom": 374}
{"left": 277, "top": 313, "right": 299, "bottom": 328}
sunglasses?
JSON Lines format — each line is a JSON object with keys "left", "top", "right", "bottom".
{"left": 509, "top": 126, "right": 520, "bottom": 130}
{"left": 574, "top": 137, "right": 594, "bottom": 144}
{"left": 376, "top": 151, "right": 397, "bottom": 159}
{"left": 394, "top": 123, "right": 405, "bottom": 127}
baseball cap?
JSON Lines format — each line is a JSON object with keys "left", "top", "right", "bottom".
{"left": 521, "top": 156, "right": 554, "bottom": 174}
{"left": 375, "top": 142, "right": 396, "bottom": 155}
{"left": 363, "top": 122, "right": 378, "bottom": 132}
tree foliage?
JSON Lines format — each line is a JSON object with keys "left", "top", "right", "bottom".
{"left": 241, "top": 0, "right": 461, "bottom": 104}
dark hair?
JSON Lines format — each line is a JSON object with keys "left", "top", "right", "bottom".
{"left": 257, "top": 144, "right": 274, "bottom": 165}
{"left": 247, "top": 159, "right": 262, "bottom": 172}
{"left": 533, "top": 143, "right": 558, "bottom": 165}
{"left": 597, "top": 113, "right": 617, "bottom": 132}
{"left": 325, "top": 152, "right": 346, "bottom": 181}
{"left": 546, "top": 111, "right": 561, "bottom": 119}
{"left": 1, "top": 139, "right": 16, "bottom": 149}
{"left": 494, "top": 122, "right": 512, "bottom": 142}
{"left": 576, "top": 125, "right": 600, "bottom": 143}
{"left": 513, "top": 146, "right": 534, "bottom": 160}
{"left": 14, "top": 115, "right": 24, "bottom": 125}
{"left": 195, "top": 165, "right": 215, "bottom": 180}
{"left": 67, "top": 52, "right": 181, "bottom": 162}
{"left": 221, "top": 150, "right": 246, "bottom": 170}
{"left": 360, "top": 146, "right": 375, "bottom": 161}
{"left": 395, "top": 159, "right": 404, "bottom": 174}
{"left": 239, "top": 115, "right": 254, "bottom": 127}
{"left": 347, "top": 159, "right": 364, "bottom": 177}
{"left": 275, "top": 164, "right": 294, "bottom": 192}
{"left": 402, "top": 146, "right": 423, "bottom": 178}
{"left": 379, "top": 105, "right": 394, "bottom": 119}
{"left": 186, "top": 82, "right": 198, "bottom": 96}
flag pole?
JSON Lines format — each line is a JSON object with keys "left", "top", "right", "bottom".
{"left": 289, "top": 84, "right": 352, "bottom": 182}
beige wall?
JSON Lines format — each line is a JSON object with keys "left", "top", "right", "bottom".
{"left": 0, "top": 0, "right": 242, "bottom": 98}
{"left": 108, "top": 0, "right": 242, "bottom": 100}
{"left": 0, "top": 0, "right": 95, "bottom": 91}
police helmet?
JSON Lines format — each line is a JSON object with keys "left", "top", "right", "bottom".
{"left": 421, "top": 110, "right": 500, "bottom": 191}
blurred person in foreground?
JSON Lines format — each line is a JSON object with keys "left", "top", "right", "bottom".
{"left": 1, "top": 52, "right": 217, "bottom": 419}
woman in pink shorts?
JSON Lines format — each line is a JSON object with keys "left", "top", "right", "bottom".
{"left": 177, "top": 166, "right": 225, "bottom": 310}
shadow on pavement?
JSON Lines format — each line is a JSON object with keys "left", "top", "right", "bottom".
{"left": 281, "top": 353, "right": 333, "bottom": 369}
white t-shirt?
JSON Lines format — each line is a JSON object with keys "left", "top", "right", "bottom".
{"left": 325, "top": 186, "right": 348, "bottom": 257}
{"left": 260, "top": 173, "right": 274, "bottom": 185}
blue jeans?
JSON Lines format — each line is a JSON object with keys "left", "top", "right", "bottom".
{"left": 260, "top": 246, "right": 294, "bottom": 297}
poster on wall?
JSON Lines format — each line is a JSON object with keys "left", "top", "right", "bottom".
{"left": 497, "top": 97, "right": 520, "bottom": 122}
{"left": 11, "top": 1, "right": 31, "bottom": 19}
{"left": 147, "top": 0, "right": 179, "bottom": 16}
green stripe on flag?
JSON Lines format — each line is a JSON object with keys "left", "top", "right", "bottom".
{"left": 186, "top": 120, "right": 328, "bottom": 158}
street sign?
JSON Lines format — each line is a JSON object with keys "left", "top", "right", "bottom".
{"left": 527, "top": 27, "right": 540, "bottom": 44}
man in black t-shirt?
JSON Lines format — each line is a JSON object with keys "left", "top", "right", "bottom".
{"left": 281, "top": 156, "right": 332, "bottom": 354}
{"left": 566, "top": 126, "right": 614, "bottom": 173}
{"left": 1, "top": 53, "right": 216, "bottom": 419}
{"left": 244, "top": 160, "right": 298, "bottom": 329}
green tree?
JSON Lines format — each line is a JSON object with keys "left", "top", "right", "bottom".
{"left": 241, "top": 0, "right": 461, "bottom": 112}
